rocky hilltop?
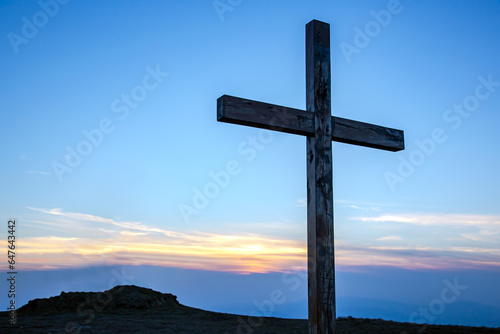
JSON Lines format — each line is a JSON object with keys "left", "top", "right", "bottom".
{"left": 1, "top": 285, "right": 499, "bottom": 333}
{"left": 17, "top": 285, "right": 180, "bottom": 316}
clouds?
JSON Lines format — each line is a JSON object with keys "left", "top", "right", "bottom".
{"left": 376, "top": 236, "right": 403, "bottom": 241}
{"left": 356, "top": 212, "right": 500, "bottom": 245}
{"left": 358, "top": 213, "right": 500, "bottom": 228}
{"left": 337, "top": 211, "right": 500, "bottom": 270}
{"left": 336, "top": 241, "right": 500, "bottom": 270}
{"left": 21, "top": 206, "right": 500, "bottom": 273}
{"left": 23, "top": 207, "right": 306, "bottom": 273}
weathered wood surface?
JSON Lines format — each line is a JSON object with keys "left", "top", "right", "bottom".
{"left": 306, "top": 19, "right": 335, "bottom": 334}
{"left": 218, "top": 95, "right": 404, "bottom": 152}
{"left": 217, "top": 95, "right": 313, "bottom": 136}
{"left": 216, "top": 19, "right": 405, "bottom": 334}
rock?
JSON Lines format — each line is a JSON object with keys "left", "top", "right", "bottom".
{"left": 18, "top": 285, "right": 180, "bottom": 315}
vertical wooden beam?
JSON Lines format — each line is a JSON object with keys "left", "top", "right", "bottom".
{"left": 306, "top": 20, "right": 335, "bottom": 334}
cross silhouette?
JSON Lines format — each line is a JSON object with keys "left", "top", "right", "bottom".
{"left": 217, "top": 19, "right": 404, "bottom": 333}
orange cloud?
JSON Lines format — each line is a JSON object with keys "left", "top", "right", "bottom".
{"left": 20, "top": 208, "right": 500, "bottom": 273}
{"left": 19, "top": 232, "right": 306, "bottom": 273}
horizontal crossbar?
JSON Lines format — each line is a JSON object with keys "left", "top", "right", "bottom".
{"left": 217, "top": 95, "right": 404, "bottom": 152}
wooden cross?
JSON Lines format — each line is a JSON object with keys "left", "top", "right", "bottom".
{"left": 216, "top": 20, "right": 404, "bottom": 334}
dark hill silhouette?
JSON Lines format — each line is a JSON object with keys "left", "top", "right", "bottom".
{"left": 1, "top": 285, "right": 499, "bottom": 333}
{"left": 17, "top": 285, "right": 180, "bottom": 315}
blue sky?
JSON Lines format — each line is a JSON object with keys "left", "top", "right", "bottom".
{"left": 1, "top": 0, "right": 500, "bottom": 328}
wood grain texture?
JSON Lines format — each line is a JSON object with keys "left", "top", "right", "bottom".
{"left": 332, "top": 117, "right": 404, "bottom": 151}
{"left": 306, "top": 19, "right": 335, "bottom": 334}
{"left": 217, "top": 95, "right": 404, "bottom": 152}
{"left": 216, "top": 18, "right": 405, "bottom": 334}
{"left": 217, "top": 95, "right": 313, "bottom": 136}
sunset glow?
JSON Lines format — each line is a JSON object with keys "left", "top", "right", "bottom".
{"left": 2, "top": 0, "right": 500, "bottom": 327}
{"left": 18, "top": 208, "right": 500, "bottom": 273}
